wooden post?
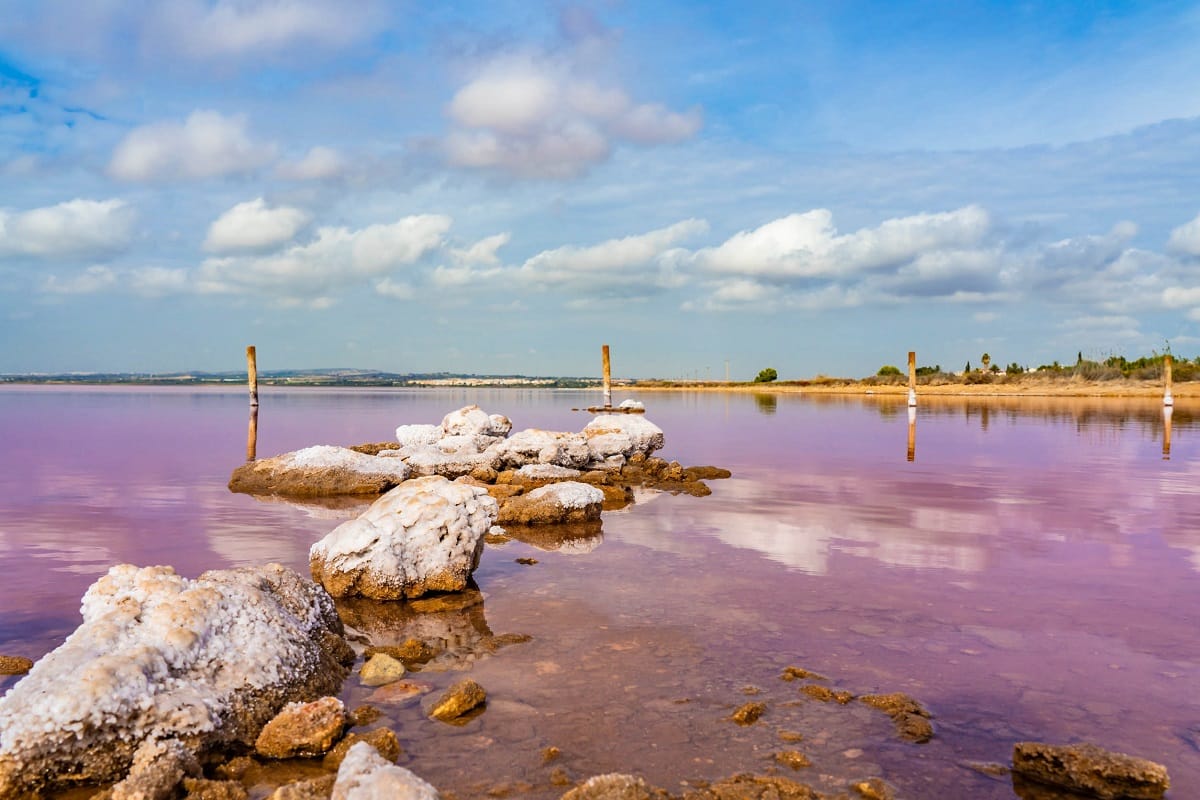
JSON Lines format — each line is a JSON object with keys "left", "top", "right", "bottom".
{"left": 907, "top": 351, "right": 917, "bottom": 407}
{"left": 1163, "top": 405, "right": 1173, "bottom": 460}
{"left": 602, "top": 344, "right": 612, "bottom": 409}
{"left": 247, "top": 345, "right": 259, "bottom": 407}
{"left": 907, "top": 406, "right": 916, "bottom": 462}
{"left": 1164, "top": 354, "right": 1174, "bottom": 407}
{"left": 247, "top": 406, "right": 258, "bottom": 462}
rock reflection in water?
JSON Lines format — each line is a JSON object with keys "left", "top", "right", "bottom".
{"left": 502, "top": 520, "right": 604, "bottom": 554}
{"left": 335, "top": 589, "right": 529, "bottom": 674}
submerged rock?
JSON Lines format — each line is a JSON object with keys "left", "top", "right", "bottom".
{"left": 859, "top": 692, "right": 934, "bottom": 743}
{"left": 230, "top": 445, "right": 413, "bottom": 497}
{"left": 428, "top": 678, "right": 487, "bottom": 722}
{"left": 255, "top": 696, "right": 347, "bottom": 759}
{"left": 0, "top": 563, "right": 352, "bottom": 797}
{"left": 359, "top": 652, "right": 407, "bottom": 686}
{"left": 1012, "top": 742, "right": 1169, "bottom": 799}
{"left": 0, "top": 655, "right": 32, "bottom": 675}
{"left": 730, "top": 701, "right": 766, "bottom": 726}
{"left": 680, "top": 774, "right": 822, "bottom": 799}
{"left": 497, "top": 482, "right": 605, "bottom": 525}
{"left": 309, "top": 476, "right": 497, "bottom": 600}
{"left": 560, "top": 773, "right": 669, "bottom": 800}
{"left": 332, "top": 741, "right": 439, "bottom": 800}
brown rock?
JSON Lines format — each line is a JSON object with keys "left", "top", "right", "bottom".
{"left": 359, "top": 653, "right": 406, "bottom": 686}
{"left": 365, "top": 638, "right": 440, "bottom": 667}
{"left": 107, "top": 738, "right": 202, "bottom": 800}
{"left": 255, "top": 697, "right": 347, "bottom": 759}
{"left": 0, "top": 655, "right": 33, "bottom": 675}
{"left": 773, "top": 751, "right": 811, "bottom": 770}
{"left": 348, "top": 705, "right": 382, "bottom": 727}
{"left": 780, "top": 666, "right": 827, "bottom": 682}
{"left": 322, "top": 728, "right": 401, "bottom": 770}
{"left": 229, "top": 448, "right": 411, "bottom": 497}
{"left": 366, "top": 680, "right": 432, "bottom": 706}
{"left": 213, "top": 756, "right": 256, "bottom": 781}
{"left": 550, "top": 767, "right": 574, "bottom": 786}
{"left": 851, "top": 777, "right": 895, "bottom": 799}
{"left": 730, "top": 701, "right": 766, "bottom": 726}
{"left": 267, "top": 774, "right": 336, "bottom": 800}
{"left": 183, "top": 778, "right": 249, "bottom": 799}
{"left": 428, "top": 678, "right": 487, "bottom": 722}
{"left": 859, "top": 692, "right": 934, "bottom": 743}
{"left": 683, "top": 466, "right": 732, "bottom": 480}
{"left": 542, "top": 746, "right": 562, "bottom": 764}
{"left": 1012, "top": 742, "right": 1170, "bottom": 799}
{"left": 487, "top": 484, "right": 525, "bottom": 501}
{"left": 349, "top": 442, "right": 401, "bottom": 456}
{"left": 800, "top": 684, "right": 854, "bottom": 704}
{"left": 778, "top": 731, "right": 804, "bottom": 743}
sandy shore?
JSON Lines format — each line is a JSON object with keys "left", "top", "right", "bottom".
{"left": 631, "top": 378, "right": 1197, "bottom": 399}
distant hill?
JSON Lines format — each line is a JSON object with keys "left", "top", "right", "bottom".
{"left": 0, "top": 370, "right": 624, "bottom": 389}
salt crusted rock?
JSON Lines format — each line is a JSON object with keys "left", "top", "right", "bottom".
{"left": 332, "top": 741, "right": 439, "bottom": 800}
{"left": 230, "top": 445, "right": 412, "bottom": 497}
{"left": 1012, "top": 742, "right": 1169, "bottom": 799}
{"left": 402, "top": 445, "right": 502, "bottom": 479}
{"left": 560, "top": 773, "right": 668, "bottom": 800}
{"left": 494, "top": 429, "right": 591, "bottom": 469}
{"left": 618, "top": 399, "right": 645, "bottom": 411}
{"left": 583, "top": 414, "right": 664, "bottom": 457}
{"left": 496, "top": 482, "right": 604, "bottom": 526}
{"left": 442, "top": 404, "right": 511, "bottom": 438}
{"left": 310, "top": 476, "right": 498, "bottom": 600}
{"left": 0, "top": 563, "right": 352, "bottom": 797}
{"left": 395, "top": 424, "right": 443, "bottom": 449}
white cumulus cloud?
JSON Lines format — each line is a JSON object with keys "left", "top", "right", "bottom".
{"left": 694, "top": 206, "right": 991, "bottom": 279}
{"left": 445, "top": 54, "right": 702, "bottom": 178}
{"left": 109, "top": 110, "right": 276, "bottom": 181}
{"left": 517, "top": 218, "right": 708, "bottom": 289}
{"left": 1167, "top": 212, "right": 1200, "bottom": 256}
{"left": 204, "top": 198, "right": 310, "bottom": 252}
{"left": 147, "top": 0, "right": 376, "bottom": 59}
{"left": 196, "top": 214, "right": 451, "bottom": 300}
{"left": 0, "top": 199, "right": 135, "bottom": 259}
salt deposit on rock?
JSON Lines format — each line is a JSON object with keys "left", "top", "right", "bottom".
{"left": 332, "top": 741, "right": 439, "bottom": 800}
{"left": 0, "top": 563, "right": 352, "bottom": 797}
{"left": 402, "top": 445, "right": 501, "bottom": 479}
{"left": 229, "top": 446, "right": 412, "bottom": 497}
{"left": 310, "top": 476, "right": 498, "bottom": 600}
{"left": 496, "top": 482, "right": 604, "bottom": 526}
{"left": 618, "top": 399, "right": 645, "bottom": 410}
{"left": 494, "top": 429, "right": 591, "bottom": 469}
{"left": 583, "top": 414, "right": 664, "bottom": 457}
{"left": 395, "top": 424, "right": 443, "bottom": 449}
{"left": 255, "top": 696, "right": 347, "bottom": 759}
{"left": 515, "top": 464, "right": 583, "bottom": 479}
{"left": 442, "top": 404, "right": 510, "bottom": 438}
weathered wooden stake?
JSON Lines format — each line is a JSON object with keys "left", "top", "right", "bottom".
{"left": 247, "top": 406, "right": 258, "bottom": 462}
{"left": 907, "top": 405, "right": 916, "bottom": 462}
{"left": 1164, "top": 354, "right": 1174, "bottom": 407}
{"left": 907, "top": 350, "right": 917, "bottom": 407}
{"left": 602, "top": 344, "right": 612, "bottom": 409}
{"left": 1163, "top": 405, "right": 1173, "bottom": 460}
{"left": 247, "top": 345, "right": 259, "bottom": 407}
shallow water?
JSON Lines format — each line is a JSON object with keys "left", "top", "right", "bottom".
{"left": 1, "top": 386, "right": 1197, "bottom": 798}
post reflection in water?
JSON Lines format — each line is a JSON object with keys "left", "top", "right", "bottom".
{"left": 1163, "top": 405, "right": 1173, "bottom": 460}
{"left": 246, "top": 405, "right": 258, "bottom": 462}
{"left": 906, "top": 405, "right": 916, "bottom": 462}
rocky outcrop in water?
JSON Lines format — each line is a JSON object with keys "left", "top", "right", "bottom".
{"left": 0, "top": 563, "right": 353, "bottom": 797}
{"left": 310, "top": 476, "right": 497, "bottom": 600}
{"left": 1012, "top": 742, "right": 1169, "bottom": 799}
{"left": 230, "top": 445, "right": 413, "bottom": 496}
{"left": 496, "top": 481, "right": 605, "bottom": 525}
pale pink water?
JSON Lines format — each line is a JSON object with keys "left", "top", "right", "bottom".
{"left": 1, "top": 386, "right": 1197, "bottom": 798}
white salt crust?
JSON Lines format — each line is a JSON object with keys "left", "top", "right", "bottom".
{"left": 310, "top": 476, "right": 498, "bottom": 595}
{"left": 287, "top": 446, "right": 412, "bottom": 480}
{"left": 333, "top": 741, "right": 439, "bottom": 800}
{"left": 0, "top": 563, "right": 342, "bottom": 780}
{"left": 525, "top": 481, "right": 605, "bottom": 510}
{"left": 515, "top": 464, "right": 583, "bottom": 479}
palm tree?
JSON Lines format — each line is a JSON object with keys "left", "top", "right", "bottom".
{"left": 981, "top": 353, "right": 991, "bottom": 371}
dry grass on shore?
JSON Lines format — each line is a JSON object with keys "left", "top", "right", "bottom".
{"left": 632, "top": 375, "right": 1197, "bottom": 398}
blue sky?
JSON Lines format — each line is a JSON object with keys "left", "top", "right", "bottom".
{"left": 3, "top": 0, "right": 1200, "bottom": 379}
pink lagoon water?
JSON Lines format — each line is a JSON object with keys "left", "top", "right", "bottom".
{"left": 1, "top": 386, "right": 1198, "bottom": 798}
